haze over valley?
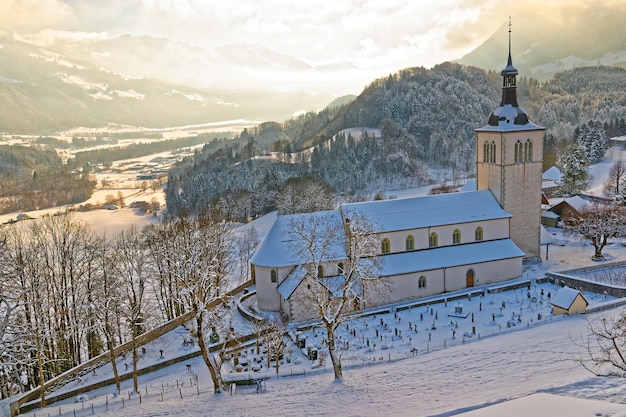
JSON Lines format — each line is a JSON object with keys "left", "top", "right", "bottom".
{"left": 2, "top": 1, "right": 626, "bottom": 134}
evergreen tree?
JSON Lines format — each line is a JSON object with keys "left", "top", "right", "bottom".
{"left": 559, "top": 142, "right": 590, "bottom": 196}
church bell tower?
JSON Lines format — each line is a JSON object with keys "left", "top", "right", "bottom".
{"left": 475, "top": 19, "right": 545, "bottom": 262}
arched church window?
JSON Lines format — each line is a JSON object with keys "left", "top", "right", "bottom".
{"left": 490, "top": 142, "right": 496, "bottom": 163}
{"left": 429, "top": 232, "right": 438, "bottom": 248}
{"left": 271, "top": 269, "right": 277, "bottom": 283}
{"left": 381, "top": 238, "right": 391, "bottom": 254}
{"left": 475, "top": 226, "right": 484, "bottom": 241}
{"left": 453, "top": 229, "right": 461, "bottom": 244}
{"left": 418, "top": 276, "right": 427, "bottom": 288}
{"left": 406, "top": 235, "right": 415, "bottom": 251}
{"left": 483, "top": 141, "right": 489, "bottom": 162}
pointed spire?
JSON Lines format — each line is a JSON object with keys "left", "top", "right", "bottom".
{"left": 502, "top": 16, "right": 518, "bottom": 77}
{"left": 507, "top": 16, "right": 513, "bottom": 67}
{"left": 485, "top": 17, "right": 531, "bottom": 126}
{"left": 500, "top": 16, "right": 519, "bottom": 107}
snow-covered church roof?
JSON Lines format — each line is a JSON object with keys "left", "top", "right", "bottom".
{"left": 251, "top": 210, "right": 347, "bottom": 268}
{"left": 380, "top": 239, "right": 524, "bottom": 276}
{"left": 341, "top": 190, "right": 510, "bottom": 233}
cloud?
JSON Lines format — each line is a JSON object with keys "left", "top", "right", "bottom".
{"left": 0, "top": 0, "right": 74, "bottom": 32}
{"left": 7, "top": 0, "right": 623, "bottom": 74}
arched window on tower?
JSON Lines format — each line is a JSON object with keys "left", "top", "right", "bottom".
{"left": 429, "top": 232, "right": 438, "bottom": 248}
{"left": 453, "top": 229, "right": 461, "bottom": 244}
{"left": 381, "top": 238, "right": 391, "bottom": 254}
{"left": 514, "top": 140, "right": 522, "bottom": 163}
{"left": 406, "top": 235, "right": 415, "bottom": 251}
{"left": 524, "top": 139, "right": 532, "bottom": 162}
{"left": 523, "top": 140, "right": 529, "bottom": 162}
{"left": 483, "top": 141, "right": 489, "bottom": 163}
{"left": 270, "top": 269, "right": 277, "bottom": 283}
{"left": 475, "top": 226, "right": 484, "bottom": 241}
{"left": 490, "top": 142, "right": 496, "bottom": 163}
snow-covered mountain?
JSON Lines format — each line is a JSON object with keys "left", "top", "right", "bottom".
{"left": 0, "top": 33, "right": 340, "bottom": 134}
{"left": 457, "top": 4, "right": 626, "bottom": 80}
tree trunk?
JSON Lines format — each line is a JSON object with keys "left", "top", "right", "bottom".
{"left": 325, "top": 323, "right": 343, "bottom": 382}
{"left": 37, "top": 340, "right": 46, "bottom": 407}
{"left": 106, "top": 326, "right": 121, "bottom": 395}
{"left": 132, "top": 333, "right": 139, "bottom": 393}
{"left": 196, "top": 314, "right": 223, "bottom": 393}
{"left": 592, "top": 237, "right": 605, "bottom": 259}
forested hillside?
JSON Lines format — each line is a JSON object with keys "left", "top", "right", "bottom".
{"left": 166, "top": 64, "right": 626, "bottom": 220}
{"left": 0, "top": 145, "right": 95, "bottom": 214}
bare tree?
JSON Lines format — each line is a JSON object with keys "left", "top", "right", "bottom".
{"left": 0, "top": 230, "right": 36, "bottom": 398}
{"left": 565, "top": 204, "right": 626, "bottom": 260}
{"left": 88, "top": 233, "right": 123, "bottom": 394}
{"left": 276, "top": 178, "right": 334, "bottom": 215}
{"left": 576, "top": 313, "right": 626, "bottom": 377}
{"left": 114, "top": 225, "right": 152, "bottom": 394}
{"left": 7, "top": 226, "right": 50, "bottom": 406}
{"left": 603, "top": 160, "right": 626, "bottom": 199}
{"left": 163, "top": 216, "right": 235, "bottom": 393}
{"left": 285, "top": 211, "right": 385, "bottom": 381}
{"left": 117, "top": 191, "right": 126, "bottom": 208}
{"left": 27, "top": 215, "right": 95, "bottom": 373}
{"left": 234, "top": 226, "right": 259, "bottom": 284}
{"left": 143, "top": 221, "right": 183, "bottom": 321}
{"left": 260, "top": 315, "right": 288, "bottom": 375}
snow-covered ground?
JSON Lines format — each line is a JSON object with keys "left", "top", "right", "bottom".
{"left": 10, "top": 230, "right": 626, "bottom": 417}
{"left": 6, "top": 147, "right": 626, "bottom": 416}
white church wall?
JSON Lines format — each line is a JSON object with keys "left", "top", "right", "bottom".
{"left": 256, "top": 265, "right": 290, "bottom": 312}
{"left": 445, "top": 258, "right": 523, "bottom": 291}
{"left": 377, "top": 270, "right": 446, "bottom": 305}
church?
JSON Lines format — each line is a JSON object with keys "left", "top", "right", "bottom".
{"left": 251, "top": 33, "right": 545, "bottom": 321}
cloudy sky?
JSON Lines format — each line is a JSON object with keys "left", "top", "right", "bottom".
{"left": 0, "top": 0, "right": 594, "bottom": 71}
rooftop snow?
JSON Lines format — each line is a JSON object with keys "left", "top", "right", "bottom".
{"left": 277, "top": 265, "right": 306, "bottom": 299}
{"left": 379, "top": 239, "right": 524, "bottom": 276}
{"left": 543, "top": 166, "right": 563, "bottom": 182}
{"left": 550, "top": 196, "right": 593, "bottom": 213}
{"left": 251, "top": 210, "right": 347, "bottom": 268}
{"left": 476, "top": 104, "right": 545, "bottom": 132}
{"left": 551, "top": 287, "right": 588, "bottom": 310}
{"left": 341, "top": 190, "right": 511, "bottom": 233}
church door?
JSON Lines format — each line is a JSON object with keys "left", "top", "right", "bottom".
{"left": 466, "top": 269, "right": 475, "bottom": 288}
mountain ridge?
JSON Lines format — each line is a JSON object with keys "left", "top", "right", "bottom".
{"left": 457, "top": 4, "right": 626, "bottom": 80}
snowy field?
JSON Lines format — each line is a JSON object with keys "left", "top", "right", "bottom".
{"left": 5, "top": 147, "right": 626, "bottom": 416}
{"left": 11, "top": 233, "right": 626, "bottom": 417}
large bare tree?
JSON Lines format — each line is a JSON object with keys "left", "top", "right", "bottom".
{"left": 160, "top": 216, "right": 235, "bottom": 393}
{"left": 0, "top": 229, "right": 36, "bottom": 398}
{"left": 88, "top": 233, "right": 123, "bottom": 394}
{"left": 285, "top": 211, "right": 385, "bottom": 381}
{"left": 114, "top": 225, "right": 152, "bottom": 394}
{"left": 565, "top": 204, "right": 626, "bottom": 260}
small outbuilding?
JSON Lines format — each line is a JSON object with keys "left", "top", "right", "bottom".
{"left": 541, "top": 210, "right": 559, "bottom": 227}
{"left": 550, "top": 287, "right": 588, "bottom": 316}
